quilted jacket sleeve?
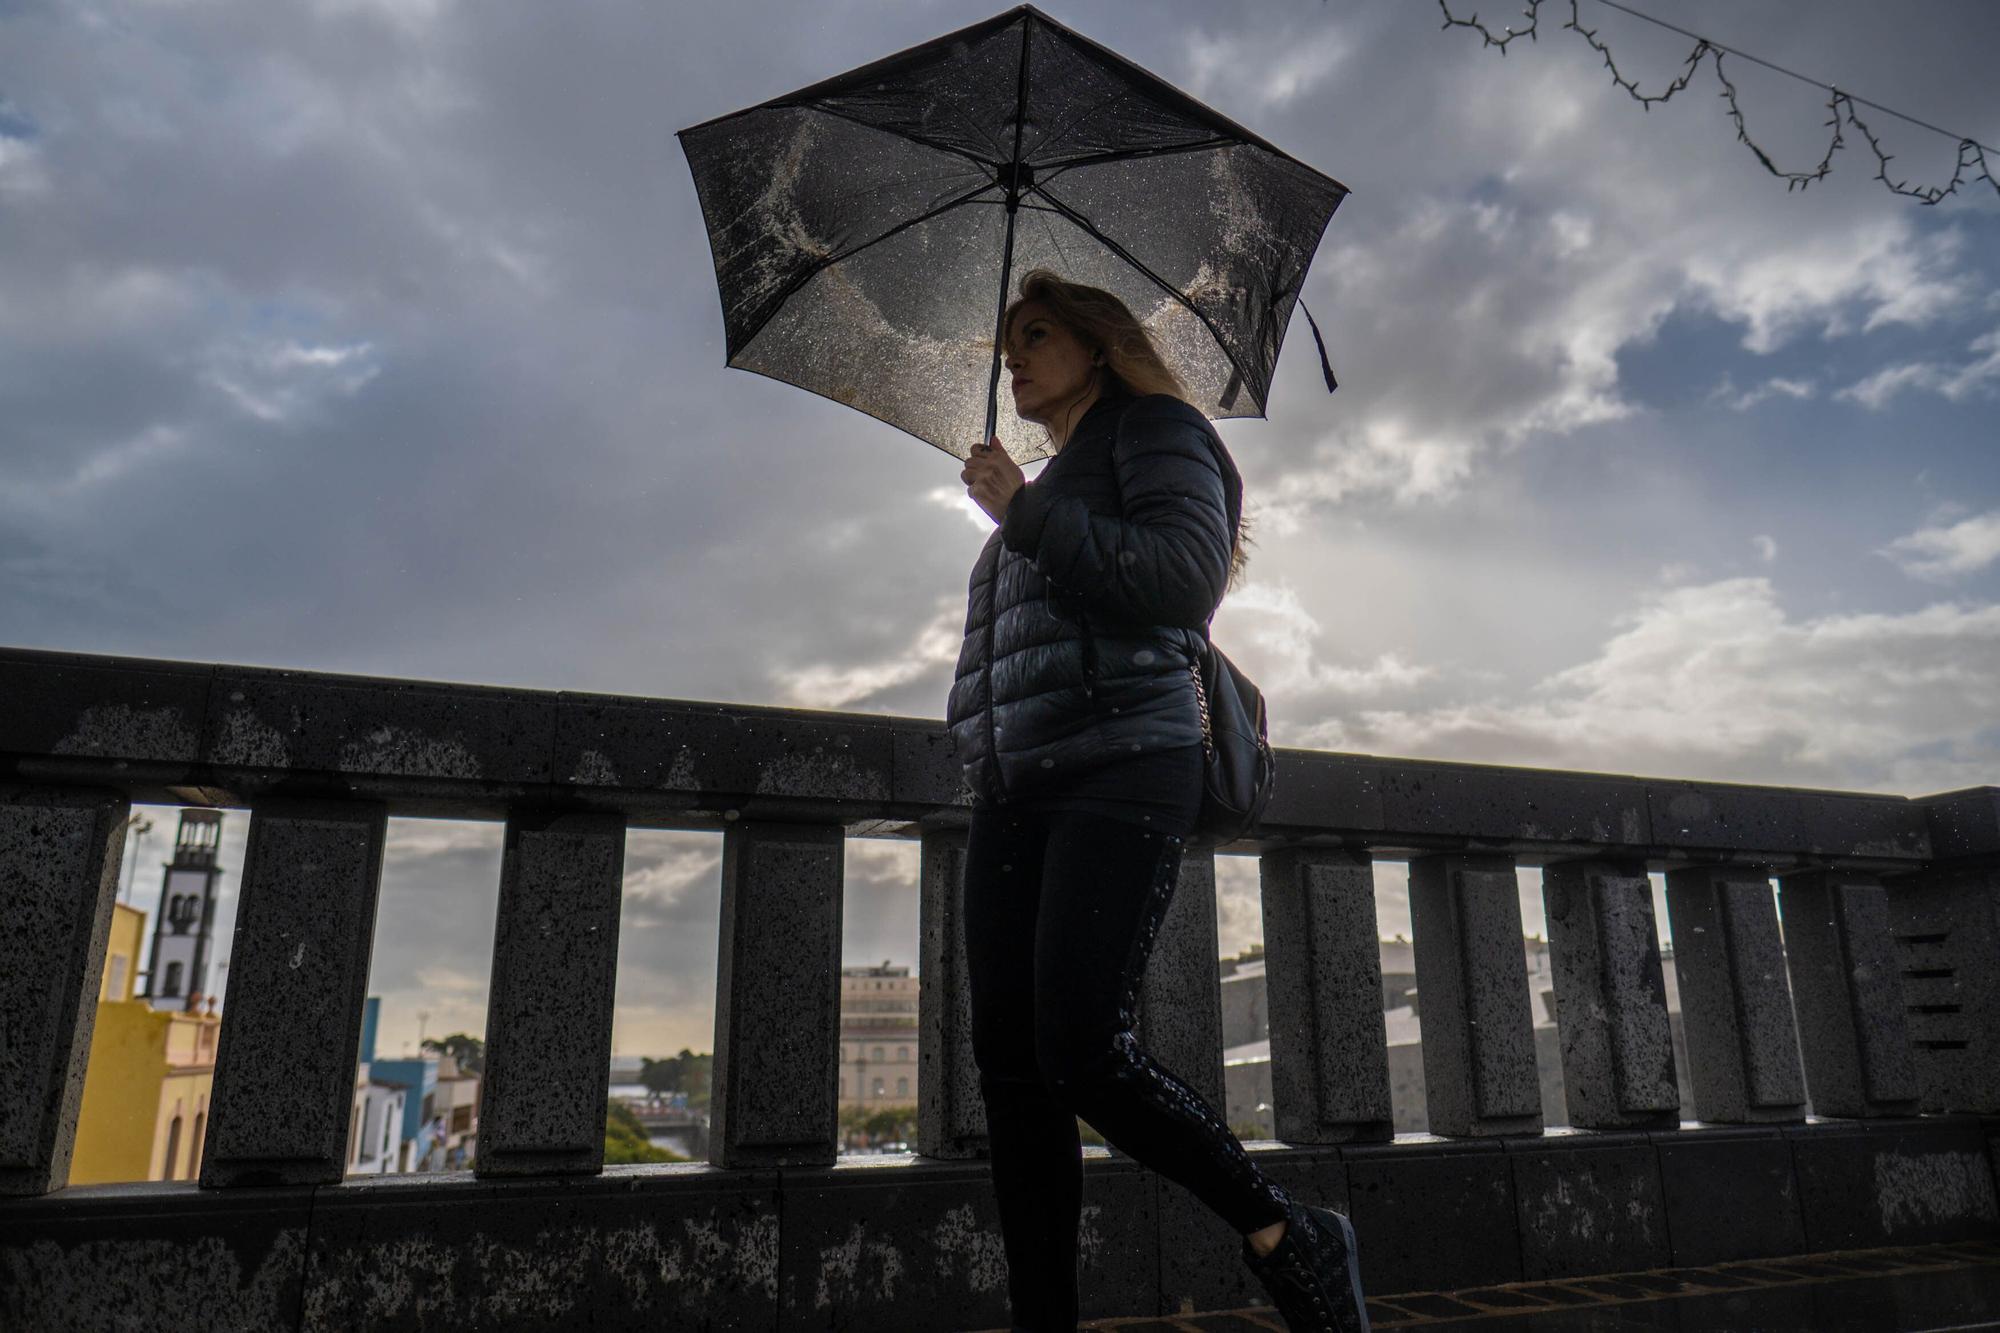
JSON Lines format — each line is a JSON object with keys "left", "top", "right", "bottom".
{"left": 1000, "top": 394, "right": 1233, "bottom": 628}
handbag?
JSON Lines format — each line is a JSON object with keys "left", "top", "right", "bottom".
{"left": 1101, "top": 395, "right": 1276, "bottom": 846}
{"left": 1188, "top": 620, "right": 1276, "bottom": 848}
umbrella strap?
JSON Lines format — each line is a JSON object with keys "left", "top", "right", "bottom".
{"left": 1300, "top": 300, "right": 1339, "bottom": 393}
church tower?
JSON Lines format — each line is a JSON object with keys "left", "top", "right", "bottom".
{"left": 143, "top": 809, "right": 224, "bottom": 1012}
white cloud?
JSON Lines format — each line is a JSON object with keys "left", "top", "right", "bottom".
{"left": 1837, "top": 327, "right": 2000, "bottom": 409}
{"left": 1686, "top": 223, "right": 1967, "bottom": 354}
{"left": 773, "top": 601, "right": 962, "bottom": 710}
{"left": 1709, "top": 374, "right": 1815, "bottom": 411}
{"left": 1260, "top": 418, "right": 1478, "bottom": 523}
{"left": 620, "top": 836, "right": 723, "bottom": 914}
{"left": 926, "top": 484, "right": 994, "bottom": 533}
{"left": 1326, "top": 578, "right": 2000, "bottom": 794}
{"left": 1880, "top": 509, "right": 2000, "bottom": 581}
{"left": 1752, "top": 534, "right": 1778, "bottom": 563}
{"left": 68, "top": 425, "right": 192, "bottom": 492}
{"left": 203, "top": 337, "right": 382, "bottom": 424}
{"left": 1185, "top": 25, "right": 1351, "bottom": 110}
{"left": 1223, "top": 579, "right": 1436, "bottom": 698}
{"left": 0, "top": 136, "right": 48, "bottom": 195}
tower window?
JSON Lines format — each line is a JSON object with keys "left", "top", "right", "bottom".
{"left": 163, "top": 961, "right": 184, "bottom": 997}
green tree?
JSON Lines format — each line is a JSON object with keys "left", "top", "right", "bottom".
{"left": 421, "top": 1033, "right": 484, "bottom": 1075}
{"left": 863, "top": 1106, "right": 908, "bottom": 1142}
{"left": 636, "top": 1048, "right": 711, "bottom": 1107}
{"left": 604, "top": 1099, "right": 687, "bottom": 1165}
{"left": 639, "top": 1055, "right": 681, "bottom": 1098}
{"left": 678, "top": 1049, "right": 712, "bottom": 1107}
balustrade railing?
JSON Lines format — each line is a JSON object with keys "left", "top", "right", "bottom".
{"left": 3, "top": 644, "right": 1996, "bottom": 1328}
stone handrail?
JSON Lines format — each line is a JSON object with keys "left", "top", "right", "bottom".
{"left": 3, "top": 644, "right": 1997, "bottom": 1328}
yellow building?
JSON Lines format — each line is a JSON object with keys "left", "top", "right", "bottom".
{"left": 839, "top": 961, "right": 919, "bottom": 1112}
{"left": 69, "top": 902, "right": 222, "bottom": 1185}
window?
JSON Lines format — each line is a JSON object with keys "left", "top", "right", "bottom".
{"left": 872, "top": 1079, "right": 885, "bottom": 1097}
{"left": 897, "top": 1046, "right": 909, "bottom": 1062}
{"left": 872, "top": 1046, "right": 883, "bottom": 1061}
{"left": 162, "top": 1116, "right": 183, "bottom": 1181}
{"left": 190, "top": 1111, "right": 206, "bottom": 1178}
{"left": 106, "top": 954, "right": 128, "bottom": 999}
{"left": 162, "top": 961, "right": 183, "bottom": 997}
{"left": 897, "top": 1077, "right": 909, "bottom": 1097}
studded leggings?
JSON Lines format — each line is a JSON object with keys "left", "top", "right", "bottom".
{"left": 963, "top": 802, "right": 1293, "bottom": 1332}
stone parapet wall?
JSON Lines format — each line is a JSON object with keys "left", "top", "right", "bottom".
{"left": 3, "top": 644, "right": 1998, "bottom": 1325}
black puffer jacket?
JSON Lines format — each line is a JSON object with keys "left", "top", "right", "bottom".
{"left": 945, "top": 382, "right": 1242, "bottom": 804}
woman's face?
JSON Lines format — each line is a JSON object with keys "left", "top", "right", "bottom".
{"left": 1005, "top": 301, "right": 1098, "bottom": 428}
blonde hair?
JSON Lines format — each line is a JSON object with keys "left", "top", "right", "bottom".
{"left": 1001, "top": 268, "right": 1255, "bottom": 591}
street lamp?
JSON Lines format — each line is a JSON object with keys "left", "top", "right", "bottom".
{"left": 120, "top": 814, "right": 155, "bottom": 903}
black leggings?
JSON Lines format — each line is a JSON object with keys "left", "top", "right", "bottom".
{"left": 963, "top": 801, "right": 1292, "bottom": 1332}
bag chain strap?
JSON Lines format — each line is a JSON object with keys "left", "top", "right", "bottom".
{"left": 1190, "top": 657, "right": 1214, "bottom": 759}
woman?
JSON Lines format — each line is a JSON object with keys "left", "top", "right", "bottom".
{"left": 948, "top": 269, "right": 1369, "bottom": 1333}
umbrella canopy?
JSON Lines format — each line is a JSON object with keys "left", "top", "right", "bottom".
{"left": 678, "top": 4, "right": 1348, "bottom": 461}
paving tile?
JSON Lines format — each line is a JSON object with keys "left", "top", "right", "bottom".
{"left": 1654, "top": 1267, "right": 1751, "bottom": 1289}
{"left": 1524, "top": 1284, "right": 1606, "bottom": 1306}
{"left": 1364, "top": 1299, "right": 1420, "bottom": 1326}
{"left": 1562, "top": 1277, "right": 1655, "bottom": 1299}
{"left": 1389, "top": 1292, "right": 1487, "bottom": 1318}
{"left": 1458, "top": 1285, "right": 1559, "bottom": 1309}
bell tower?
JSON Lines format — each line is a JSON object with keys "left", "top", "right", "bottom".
{"left": 143, "top": 809, "right": 225, "bottom": 1012}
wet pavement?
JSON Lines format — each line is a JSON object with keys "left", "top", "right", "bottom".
{"left": 997, "top": 1239, "right": 2000, "bottom": 1331}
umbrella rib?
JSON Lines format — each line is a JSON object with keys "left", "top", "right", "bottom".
{"left": 983, "top": 15, "right": 1035, "bottom": 445}
{"left": 1029, "top": 183, "right": 1261, "bottom": 414}
{"left": 1034, "top": 202, "right": 1077, "bottom": 283}
{"left": 1020, "top": 84, "right": 1139, "bottom": 163}
{"left": 726, "top": 179, "right": 1002, "bottom": 361}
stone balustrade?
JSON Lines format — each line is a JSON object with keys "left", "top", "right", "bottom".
{"left": 2, "top": 644, "right": 1997, "bottom": 1329}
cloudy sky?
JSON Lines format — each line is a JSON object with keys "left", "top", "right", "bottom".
{"left": 11, "top": 0, "right": 1998, "bottom": 1064}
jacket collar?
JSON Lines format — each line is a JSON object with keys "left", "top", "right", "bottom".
{"left": 1061, "top": 378, "right": 1134, "bottom": 448}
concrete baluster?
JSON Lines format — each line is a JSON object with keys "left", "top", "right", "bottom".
{"left": 478, "top": 810, "right": 628, "bottom": 1176}
{"left": 201, "top": 799, "right": 389, "bottom": 1187}
{"left": 1543, "top": 859, "right": 1679, "bottom": 1130}
{"left": 0, "top": 787, "right": 129, "bottom": 1196}
{"left": 1886, "top": 864, "right": 2000, "bottom": 1113}
{"left": 1776, "top": 869, "right": 1921, "bottom": 1118}
{"left": 1409, "top": 853, "right": 1543, "bottom": 1137}
{"left": 1258, "top": 846, "right": 1392, "bottom": 1143}
{"left": 1663, "top": 866, "right": 1806, "bottom": 1123}
{"left": 1133, "top": 847, "right": 1227, "bottom": 1114}
{"left": 709, "top": 820, "right": 843, "bottom": 1168}
{"left": 916, "top": 827, "right": 986, "bottom": 1159}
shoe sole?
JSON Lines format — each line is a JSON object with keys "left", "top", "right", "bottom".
{"left": 1304, "top": 1205, "right": 1369, "bottom": 1333}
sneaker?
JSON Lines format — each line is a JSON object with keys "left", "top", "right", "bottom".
{"left": 1241, "top": 1201, "right": 1369, "bottom": 1332}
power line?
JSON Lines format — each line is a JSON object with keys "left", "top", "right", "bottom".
{"left": 1439, "top": 0, "right": 2000, "bottom": 204}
